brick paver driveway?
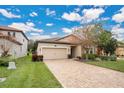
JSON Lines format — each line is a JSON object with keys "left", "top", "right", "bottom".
{"left": 45, "top": 59, "right": 124, "bottom": 88}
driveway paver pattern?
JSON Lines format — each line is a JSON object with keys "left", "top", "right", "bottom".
{"left": 45, "top": 59, "right": 124, "bottom": 88}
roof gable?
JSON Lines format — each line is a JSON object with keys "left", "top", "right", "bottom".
{"left": 56, "top": 34, "right": 82, "bottom": 44}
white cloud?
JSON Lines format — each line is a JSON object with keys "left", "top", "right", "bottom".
{"left": 8, "top": 22, "right": 43, "bottom": 33}
{"left": 46, "top": 23, "right": 54, "bottom": 26}
{"left": 16, "top": 8, "right": 20, "bottom": 12}
{"left": 97, "top": 17, "right": 110, "bottom": 22}
{"left": 112, "top": 7, "right": 124, "bottom": 23}
{"left": 82, "top": 8, "right": 105, "bottom": 23}
{"left": 94, "top": 5, "right": 105, "bottom": 8}
{"left": 62, "top": 12, "right": 82, "bottom": 21}
{"left": 30, "top": 35, "right": 51, "bottom": 40}
{"left": 0, "top": 8, "right": 21, "bottom": 18}
{"left": 101, "top": 17, "right": 110, "bottom": 21}
{"left": 29, "top": 12, "right": 38, "bottom": 17}
{"left": 62, "top": 28, "right": 72, "bottom": 34}
{"left": 93, "top": 5, "right": 110, "bottom": 9}
{"left": 62, "top": 8, "right": 104, "bottom": 23}
{"left": 120, "top": 7, "right": 124, "bottom": 12}
{"left": 46, "top": 8, "right": 56, "bottom": 16}
{"left": 74, "top": 8, "right": 80, "bottom": 12}
{"left": 111, "top": 24, "right": 124, "bottom": 41}
{"left": 26, "top": 22, "right": 35, "bottom": 27}
{"left": 30, "top": 33, "right": 40, "bottom": 36}
{"left": 51, "top": 32, "right": 58, "bottom": 35}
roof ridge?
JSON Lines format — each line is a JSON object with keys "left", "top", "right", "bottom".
{"left": 0, "top": 26, "right": 22, "bottom": 31}
{"left": 55, "top": 33, "right": 82, "bottom": 41}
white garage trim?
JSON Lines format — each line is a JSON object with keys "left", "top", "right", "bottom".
{"left": 42, "top": 48, "right": 68, "bottom": 59}
{"left": 37, "top": 43, "right": 71, "bottom": 55}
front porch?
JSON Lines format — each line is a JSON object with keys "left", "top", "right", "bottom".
{"left": 70, "top": 45, "right": 97, "bottom": 58}
{"left": 70, "top": 45, "right": 82, "bottom": 58}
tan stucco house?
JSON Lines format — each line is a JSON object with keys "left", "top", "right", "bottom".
{"left": 37, "top": 34, "right": 97, "bottom": 59}
{"left": 116, "top": 43, "right": 124, "bottom": 57}
{"left": 0, "top": 26, "right": 28, "bottom": 58}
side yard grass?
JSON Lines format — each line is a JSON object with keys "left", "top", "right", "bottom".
{"left": 0, "top": 56, "right": 62, "bottom": 88}
{"left": 86, "top": 60, "right": 124, "bottom": 72}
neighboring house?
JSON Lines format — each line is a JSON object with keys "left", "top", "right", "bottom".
{"left": 116, "top": 42, "right": 124, "bottom": 57}
{"left": 0, "top": 26, "right": 28, "bottom": 58}
{"left": 37, "top": 34, "right": 97, "bottom": 59}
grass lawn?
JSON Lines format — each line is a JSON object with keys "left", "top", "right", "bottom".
{"left": 0, "top": 56, "right": 62, "bottom": 88}
{"left": 86, "top": 60, "right": 124, "bottom": 72}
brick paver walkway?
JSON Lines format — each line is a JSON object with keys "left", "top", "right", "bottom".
{"left": 45, "top": 59, "right": 124, "bottom": 88}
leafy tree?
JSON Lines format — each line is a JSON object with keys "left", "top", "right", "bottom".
{"left": 28, "top": 40, "right": 38, "bottom": 53}
{"left": 73, "top": 23, "right": 117, "bottom": 57}
{"left": 28, "top": 40, "right": 34, "bottom": 51}
{"left": 73, "top": 24, "right": 101, "bottom": 60}
{"left": 98, "top": 30, "right": 117, "bottom": 55}
{"left": 0, "top": 36, "right": 13, "bottom": 57}
{"left": 104, "top": 38, "right": 117, "bottom": 55}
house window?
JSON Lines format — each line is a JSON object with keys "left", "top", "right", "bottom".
{"left": 8, "top": 32, "right": 11, "bottom": 36}
{"left": 13, "top": 32, "right": 15, "bottom": 37}
{"left": 20, "top": 46, "right": 22, "bottom": 52}
{"left": 23, "top": 39, "right": 24, "bottom": 42}
{"left": 90, "top": 50, "right": 93, "bottom": 54}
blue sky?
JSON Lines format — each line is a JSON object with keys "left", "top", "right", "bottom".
{"left": 0, "top": 5, "right": 124, "bottom": 41}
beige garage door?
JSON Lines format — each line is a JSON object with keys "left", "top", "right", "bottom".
{"left": 42, "top": 48, "right": 67, "bottom": 59}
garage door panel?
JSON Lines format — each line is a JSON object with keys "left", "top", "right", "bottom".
{"left": 42, "top": 48, "right": 67, "bottom": 59}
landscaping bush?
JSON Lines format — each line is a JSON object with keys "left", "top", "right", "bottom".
{"left": 32, "top": 54, "right": 37, "bottom": 61}
{"left": 0, "top": 59, "right": 8, "bottom": 66}
{"left": 82, "top": 54, "right": 97, "bottom": 60}
{"left": 95, "top": 57, "right": 102, "bottom": 61}
{"left": 99, "top": 55, "right": 117, "bottom": 61}
{"left": 76, "top": 56, "right": 82, "bottom": 60}
{"left": 32, "top": 53, "right": 43, "bottom": 62}
{"left": 99, "top": 56, "right": 108, "bottom": 60}
{"left": 0, "top": 56, "right": 12, "bottom": 66}
{"left": 37, "top": 55, "right": 43, "bottom": 61}
{"left": 109, "top": 55, "right": 117, "bottom": 61}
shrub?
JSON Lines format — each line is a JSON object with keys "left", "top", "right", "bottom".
{"left": 37, "top": 55, "right": 43, "bottom": 61}
{"left": 0, "top": 56, "right": 12, "bottom": 66}
{"left": 32, "top": 53, "right": 43, "bottom": 62}
{"left": 99, "top": 56, "right": 108, "bottom": 61}
{"left": 0, "top": 60, "right": 8, "bottom": 66}
{"left": 76, "top": 56, "right": 82, "bottom": 60}
{"left": 95, "top": 58, "right": 102, "bottom": 61}
{"left": 99, "top": 55, "right": 116, "bottom": 61}
{"left": 32, "top": 54, "right": 37, "bottom": 61}
{"left": 109, "top": 55, "right": 117, "bottom": 61}
{"left": 88, "top": 54, "right": 96, "bottom": 60}
{"left": 82, "top": 54, "right": 97, "bottom": 60}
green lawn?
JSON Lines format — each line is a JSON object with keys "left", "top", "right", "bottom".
{"left": 0, "top": 56, "right": 62, "bottom": 88}
{"left": 86, "top": 60, "right": 124, "bottom": 72}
